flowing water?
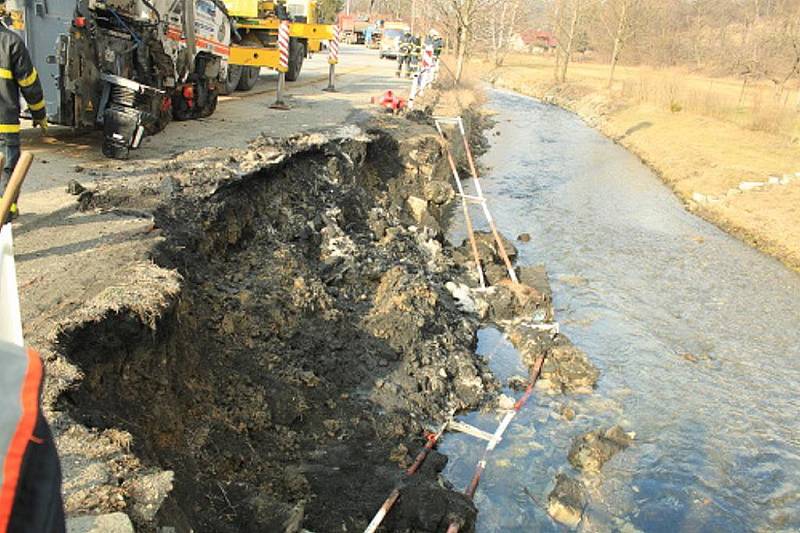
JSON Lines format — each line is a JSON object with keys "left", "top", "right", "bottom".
{"left": 441, "top": 89, "right": 800, "bottom": 532}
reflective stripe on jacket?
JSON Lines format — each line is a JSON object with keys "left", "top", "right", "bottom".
{"left": 0, "top": 340, "right": 42, "bottom": 532}
{"left": 399, "top": 34, "right": 414, "bottom": 56}
{"left": 0, "top": 28, "right": 46, "bottom": 133}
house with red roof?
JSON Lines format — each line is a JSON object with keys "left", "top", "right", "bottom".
{"left": 513, "top": 29, "right": 558, "bottom": 53}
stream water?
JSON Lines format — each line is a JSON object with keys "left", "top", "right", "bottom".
{"left": 442, "top": 88, "right": 800, "bottom": 532}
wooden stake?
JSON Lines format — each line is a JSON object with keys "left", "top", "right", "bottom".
{"left": 456, "top": 117, "right": 519, "bottom": 284}
{"left": 435, "top": 121, "right": 486, "bottom": 288}
{"left": 0, "top": 152, "right": 32, "bottom": 226}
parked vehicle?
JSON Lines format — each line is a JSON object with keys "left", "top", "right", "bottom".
{"left": 379, "top": 22, "right": 410, "bottom": 59}
{"left": 9, "top": 0, "right": 332, "bottom": 159}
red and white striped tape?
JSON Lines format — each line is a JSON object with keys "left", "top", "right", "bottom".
{"left": 329, "top": 26, "right": 340, "bottom": 64}
{"left": 422, "top": 45, "right": 434, "bottom": 70}
{"left": 278, "top": 20, "right": 290, "bottom": 71}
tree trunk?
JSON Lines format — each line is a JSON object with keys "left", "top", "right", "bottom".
{"left": 456, "top": 25, "right": 468, "bottom": 83}
{"left": 560, "top": 0, "right": 581, "bottom": 82}
{"left": 499, "top": 0, "right": 520, "bottom": 67}
{"left": 607, "top": 0, "right": 629, "bottom": 89}
{"left": 496, "top": 3, "right": 507, "bottom": 66}
{"left": 553, "top": 0, "right": 562, "bottom": 81}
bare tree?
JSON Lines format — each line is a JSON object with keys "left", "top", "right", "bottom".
{"left": 552, "top": 0, "right": 563, "bottom": 80}
{"left": 486, "top": 0, "right": 523, "bottom": 66}
{"left": 553, "top": 0, "right": 584, "bottom": 82}
{"left": 434, "top": 0, "right": 490, "bottom": 82}
{"left": 603, "top": 0, "right": 640, "bottom": 88}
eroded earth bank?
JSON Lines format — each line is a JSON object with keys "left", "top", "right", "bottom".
{"left": 41, "top": 103, "right": 508, "bottom": 532}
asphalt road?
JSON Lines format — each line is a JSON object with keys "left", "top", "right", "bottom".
{"left": 20, "top": 44, "right": 409, "bottom": 198}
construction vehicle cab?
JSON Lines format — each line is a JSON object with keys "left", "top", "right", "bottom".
{"left": 379, "top": 22, "right": 410, "bottom": 59}
{"left": 226, "top": 0, "right": 331, "bottom": 87}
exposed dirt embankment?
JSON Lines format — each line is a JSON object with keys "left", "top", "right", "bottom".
{"left": 486, "top": 68, "right": 800, "bottom": 274}
{"left": 47, "top": 109, "right": 505, "bottom": 532}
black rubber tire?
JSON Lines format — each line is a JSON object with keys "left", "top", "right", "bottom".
{"left": 236, "top": 66, "right": 260, "bottom": 91}
{"left": 172, "top": 93, "right": 193, "bottom": 121}
{"left": 286, "top": 40, "right": 305, "bottom": 82}
{"left": 144, "top": 95, "right": 172, "bottom": 135}
{"left": 199, "top": 90, "right": 218, "bottom": 118}
{"left": 221, "top": 65, "right": 243, "bottom": 95}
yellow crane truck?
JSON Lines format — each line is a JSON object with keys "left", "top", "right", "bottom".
{"left": 225, "top": 0, "right": 334, "bottom": 92}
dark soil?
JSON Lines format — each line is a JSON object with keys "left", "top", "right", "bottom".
{"left": 54, "top": 119, "right": 494, "bottom": 532}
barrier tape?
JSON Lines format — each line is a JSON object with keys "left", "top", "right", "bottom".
{"left": 278, "top": 20, "right": 290, "bottom": 72}
{"left": 447, "top": 351, "right": 548, "bottom": 533}
{"left": 363, "top": 414, "right": 453, "bottom": 533}
{"left": 421, "top": 45, "right": 434, "bottom": 70}
{"left": 329, "top": 26, "right": 340, "bottom": 65}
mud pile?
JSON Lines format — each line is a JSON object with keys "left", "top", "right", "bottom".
{"left": 568, "top": 426, "right": 634, "bottom": 473}
{"left": 53, "top": 118, "right": 494, "bottom": 531}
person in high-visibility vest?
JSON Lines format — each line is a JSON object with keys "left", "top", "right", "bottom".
{"left": 0, "top": 341, "right": 65, "bottom": 532}
{"left": 0, "top": 24, "right": 47, "bottom": 219}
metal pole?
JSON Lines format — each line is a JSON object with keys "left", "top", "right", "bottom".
{"left": 183, "top": 0, "right": 196, "bottom": 58}
{"left": 323, "top": 63, "right": 337, "bottom": 92}
{"left": 456, "top": 117, "right": 519, "bottom": 284}
{"left": 435, "top": 121, "right": 486, "bottom": 288}
{"left": 270, "top": 71, "right": 290, "bottom": 110}
{"left": 407, "top": 73, "right": 419, "bottom": 110}
{"left": 445, "top": 352, "right": 546, "bottom": 533}
{"left": 271, "top": 21, "right": 291, "bottom": 110}
{"left": 324, "top": 26, "right": 339, "bottom": 92}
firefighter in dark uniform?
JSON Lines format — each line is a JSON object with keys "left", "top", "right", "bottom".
{"left": 410, "top": 34, "right": 422, "bottom": 74}
{"left": 0, "top": 24, "right": 47, "bottom": 218}
{"left": 396, "top": 31, "right": 415, "bottom": 78}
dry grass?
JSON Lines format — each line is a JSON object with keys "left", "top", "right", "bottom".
{"left": 485, "top": 54, "right": 800, "bottom": 141}
{"left": 475, "top": 53, "right": 800, "bottom": 273}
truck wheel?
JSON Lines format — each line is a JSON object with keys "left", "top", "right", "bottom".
{"left": 199, "top": 89, "right": 218, "bottom": 118}
{"left": 221, "top": 65, "right": 243, "bottom": 95}
{"left": 237, "top": 66, "right": 260, "bottom": 91}
{"left": 144, "top": 95, "right": 172, "bottom": 135}
{"left": 286, "top": 40, "right": 305, "bottom": 82}
{"left": 172, "top": 93, "right": 193, "bottom": 121}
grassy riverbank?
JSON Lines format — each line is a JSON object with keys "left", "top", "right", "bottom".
{"left": 478, "top": 55, "right": 800, "bottom": 273}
